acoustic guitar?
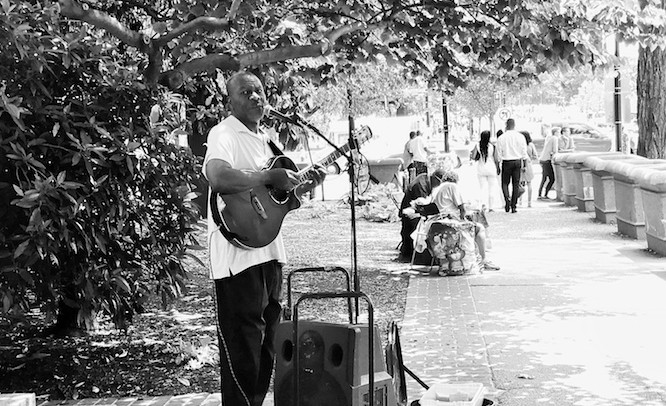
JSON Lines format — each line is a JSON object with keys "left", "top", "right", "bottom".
{"left": 211, "top": 126, "right": 373, "bottom": 249}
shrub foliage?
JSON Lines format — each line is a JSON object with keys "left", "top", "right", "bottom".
{"left": 0, "top": 0, "right": 203, "bottom": 331}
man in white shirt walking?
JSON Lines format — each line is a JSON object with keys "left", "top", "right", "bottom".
{"left": 496, "top": 118, "right": 528, "bottom": 213}
{"left": 407, "top": 130, "right": 432, "bottom": 176}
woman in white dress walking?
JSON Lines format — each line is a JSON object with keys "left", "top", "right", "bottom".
{"left": 470, "top": 130, "right": 500, "bottom": 211}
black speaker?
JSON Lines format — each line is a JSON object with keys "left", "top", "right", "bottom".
{"left": 274, "top": 320, "right": 396, "bottom": 406}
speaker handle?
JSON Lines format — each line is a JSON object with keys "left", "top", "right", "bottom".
{"left": 293, "top": 291, "right": 375, "bottom": 406}
{"left": 284, "top": 267, "right": 353, "bottom": 322}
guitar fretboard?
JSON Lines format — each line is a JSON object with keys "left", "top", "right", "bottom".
{"left": 296, "top": 127, "right": 371, "bottom": 184}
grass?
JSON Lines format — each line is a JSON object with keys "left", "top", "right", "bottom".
{"left": 0, "top": 199, "right": 410, "bottom": 401}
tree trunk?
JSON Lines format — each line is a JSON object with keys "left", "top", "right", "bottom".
{"left": 637, "top": 43, "right": 666, "bottom": 158}
{"left": 44, "top": 300, "right": 86, "bottom": 337}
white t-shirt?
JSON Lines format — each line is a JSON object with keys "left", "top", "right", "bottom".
{"left": 432, "top": 182, "right": 464, "bottom": 219}
{"left": 203, "top": 116, "right": 286, "bottom": 279}
{"left": 408, "top": 137, "right": 428, "bottom": 163}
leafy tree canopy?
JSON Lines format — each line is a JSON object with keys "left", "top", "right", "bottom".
{"left": 57, "top": 0, "right": 666, "bottom": 92}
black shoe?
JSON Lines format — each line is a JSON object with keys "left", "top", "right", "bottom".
{"left": 511, "top": 207, "right": 517, "bottom": 213}
{"left": 505, "top": 202, "right": 510, "bottom": 212}
{"left": 394, "top": 255, "right": 411, "bottom": 263}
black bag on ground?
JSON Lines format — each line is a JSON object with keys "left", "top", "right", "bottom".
{"left": 412, "top": 249, "right": 434, "bottom": 266}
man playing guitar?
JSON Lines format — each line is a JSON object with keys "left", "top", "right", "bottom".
{"left": 203, "top": 70, "right": 326, "bottom": 406}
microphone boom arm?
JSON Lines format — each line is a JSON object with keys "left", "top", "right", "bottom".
{"left": 290, "top": 113, "right": 351, "bottom": 162}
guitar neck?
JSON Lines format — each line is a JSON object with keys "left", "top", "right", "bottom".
{"left": 296, "top": 127, "right": 371, "bottom": 184}
{"left": 295, "top": 145, "right": 352, "bottom": 183}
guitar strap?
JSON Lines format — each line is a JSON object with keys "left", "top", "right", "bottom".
{"left": 267, "top": 139, "right": 284, "bottom": 157}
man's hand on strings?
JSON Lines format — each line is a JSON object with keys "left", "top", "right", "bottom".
{"left": 266, "top": 168, "right": 299, "bottom": 191}
{"left": 295, "top": 165, "right": 327, "bottom": 196}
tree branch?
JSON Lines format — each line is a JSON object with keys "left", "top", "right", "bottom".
{"left": 154, "top": 0, "right": 242, "bottom": 51}
{"left": 238, "top": 43, "right": 330, "bottom": 67}
{"left": 155, "top": 17, "right": 232, "bottom": 46}
{"left": 157, "top": 21, "right": 375, "bottom": 88}
{"left": 59, "top": 0, "right": 150, "bottom": 52}
{"left": 327, "top": 21, "right": 372, "bottom": 45}
{"left": 239, "top": 22, "right": 375, "bottom": 66}
{"left": 158, "top": 54, "right": 241, "bottom": 89}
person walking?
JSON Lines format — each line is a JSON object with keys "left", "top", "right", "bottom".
{"left": 203, "top": 71, "right": 326, "bottom": 406}
{"left": 407, "top": 130, "right": 432, "bottom": 176}
{"left": 538, "top": 126, "right": 560, "bottom": 200}
{"left": 402, "top": 131, "right": 416, "bottom": 186}
{"left": 469, "top": 130, "right": 500, "bottom": 212}
{"left": 496, "top": 118, "right": 528, "bottom": 213}
{"left": 494, "top": 129, "right": 504, "bottom": 202}
{"left": 518, "top": 130, "right": 538, "bottom": 208}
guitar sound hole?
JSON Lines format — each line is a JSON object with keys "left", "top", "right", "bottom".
{"left": 270, "top": 188, "right": 290, "bottom": 204}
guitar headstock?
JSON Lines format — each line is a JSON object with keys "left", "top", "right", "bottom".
{"left": 351, "top": 125, "right": 373, "bottom": 148}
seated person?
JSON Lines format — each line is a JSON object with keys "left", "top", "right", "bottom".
{"left": 415, "top": 169, "right": 499, "bottom": 272}
{"left": 399, "top": 172, "right": 433, "bottom": 261}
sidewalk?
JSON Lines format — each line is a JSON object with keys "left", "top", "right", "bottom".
{"left": 32, "top": 176, "right": 666, "bottom": 406}
{"left": 36, "top": 393, "right": 220, "bottom": 405}
{"left": 401, "top": 198, "right": 666, "bottom": 405}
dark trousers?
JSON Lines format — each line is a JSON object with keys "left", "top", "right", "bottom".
{"left": 400, "top": 215, "right": 421, "bottom": 258}
{"left": 214, "top": 261, "right": 283, "bottom": 406}
{"left": 539, "top": 161, "right": 555, "bottom": 197}
{"left": 408, "top": 161, "right": 428, "bottom": 176}
{"left": 501, "top": 159, "right": 522, "bottom": 209}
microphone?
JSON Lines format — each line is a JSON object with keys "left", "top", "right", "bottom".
{"left": 264, "top": 105, "right": 297, "bottom": 124}
{"left": 290, "top": 106, "right": 320, "bottom": 125}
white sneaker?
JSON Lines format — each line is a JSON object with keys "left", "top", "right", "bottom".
{"left": 483, "top": 260, "right": 500, "bottom": 271}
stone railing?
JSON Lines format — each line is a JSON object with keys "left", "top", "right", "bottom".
{"left": 584, "top": 154, "right": 646, "bottom": 223}
{"left": 553, "top": 151, "right": 666, "bottom": 256}
{"left": 636, "top": 165, "right": 666, "bottom": 255}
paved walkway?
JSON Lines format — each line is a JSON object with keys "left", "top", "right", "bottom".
{"left": 400, "top": 274, "right": 494, "bottom": 399}
{"left": 401, "top": 199, "right": 666, "bottom": 405}
{"left": 26, "top": 165, "right": 666, "bottom": 406}
{"left": 36, "top": 394, "right": 220, "bottom": 405}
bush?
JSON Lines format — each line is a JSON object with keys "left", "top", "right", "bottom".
{"left": 0, "top": 0, "right": 203, "bottom": 332}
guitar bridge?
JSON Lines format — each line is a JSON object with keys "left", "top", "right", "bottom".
{"left": 250, "top": 190, "right": 269, "bottom": 219}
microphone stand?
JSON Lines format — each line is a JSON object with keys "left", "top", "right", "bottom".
{"left": 289, "top": 101, "right": 361, "bottom": 324}
{"left": 290, "top": 115, "right": 349, "bottom": 164}
{"left": 346, "top": 88, "right": 360, "bottom": 322}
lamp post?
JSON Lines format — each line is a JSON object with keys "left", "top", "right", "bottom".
{"left": 442, "top": 95, "right": 450, "bottom": 152}
{"left": 613, "top": 36, "right": 622, "bottom": 152}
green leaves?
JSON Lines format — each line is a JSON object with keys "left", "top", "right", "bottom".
{"left": 1, "top": 0, "right": 203, "bottom": 331}
{"left": 1, "top": 85, "right": 31, "bottom": 131}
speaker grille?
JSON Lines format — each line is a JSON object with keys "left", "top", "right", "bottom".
{"left": 274, "top": 321, "right": 390, "bottom": 406}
